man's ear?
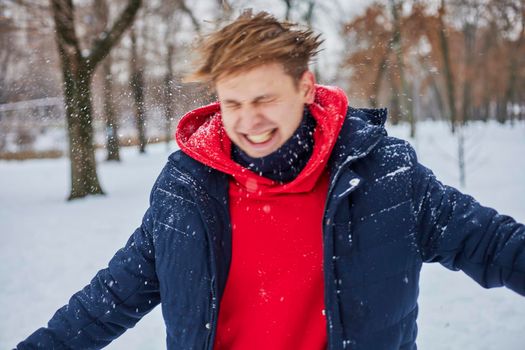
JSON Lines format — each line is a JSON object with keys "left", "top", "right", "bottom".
{"left": 300, "top": 70, "right": 316, "bottom": 104}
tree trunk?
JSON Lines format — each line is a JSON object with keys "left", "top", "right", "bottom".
{"left": 0, "top": 22, "right": 13, "bottom": 104}
{"left": 438, "top": 0, "right": 457, "bottom": 133}
{"left": 390, "top": 0, "right": 414, "bottom": 137}
{"left": 164, "top": 43, "right": 174, "bottom": 149}
{"left": 480, "top": 102, "right": 489, "bottom": 122}
{"left": 52, "top": 0, "right": 104, "bottom": 199}
{"left": 496, "top": 99, "right": 507, "bottom": 123}
{"left": 411, "top": 74, "right": 420, "bottom": 137}
{"left": 63, "top": 64, "right": 104, "bottom": 199}
{"left": 369, "top": 57, "right": 387, "bottom": 108}
{"left": 75, "top": 70, "right": 102, "bottom": 196}
{"left": 51, "top": 0, "right": 142, "bottom": 199}
{"left": 426, "top": 65, "right": 446, "bottom": 121}
{"left": 503, "top": 22, "right": 523, "bottom": 125}
{"left": 103, "top": 54, "right": 120, "bottom": 161}
{"left": 480, "top": 66, "right": 491, "bottom": 122}
{"left": 458, "top": 125, "right": 466, "bottom": 188}
{"left": 94, "top": 0, "right": 120, "bottom": 161}
{"left": 462, "top": 22, "right": 476, "bottom": 124}
{"left": 284, "top": 0, "right": 293, "bottom": 20}
{"left": 130, "top": 27, "right": 147, "bottom": 153}
{"left": 388, "top": 80, "right": 402, "bottom": 125}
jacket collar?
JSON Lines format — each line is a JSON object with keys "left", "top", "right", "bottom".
{"left": 170, "top": 106, "right": 389, "bottom": 199}
{"left": 328, "top": 107, "right": 388, "bottom": 172}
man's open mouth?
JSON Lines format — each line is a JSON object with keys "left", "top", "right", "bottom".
{"left": 244, "top": 129, "right": 277, "bottom": 144}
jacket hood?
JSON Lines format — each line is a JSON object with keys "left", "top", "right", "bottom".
{"left": 176, "top": 85, "right": 348, "bottom": 195}
{"left": 326, "top": 106, "right": 388, "bottom": 174}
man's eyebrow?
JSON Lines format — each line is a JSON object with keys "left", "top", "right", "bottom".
{"left": 253, "top": 94, "right": 276, "bottom": 102}
{"left": 223, "top": 99, "right": 241, "bottom": 105}
{"left": 222, "top": 94, "right": 276, "bottom": 105}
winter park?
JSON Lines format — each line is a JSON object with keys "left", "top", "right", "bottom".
{"left": 1, "top": 1, "right": 525, "bottom": 349}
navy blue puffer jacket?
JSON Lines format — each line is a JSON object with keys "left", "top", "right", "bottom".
{"left": 17, "top": 107, "right": 525, "bottom": 349}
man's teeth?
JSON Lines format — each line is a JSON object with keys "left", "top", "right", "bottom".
{"left": 246, "top": 130, "right": 274, "bottom": 144}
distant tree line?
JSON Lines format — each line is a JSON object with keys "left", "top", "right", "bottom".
{"left": 341, "top": 0, "right": 524, "bottom": 136}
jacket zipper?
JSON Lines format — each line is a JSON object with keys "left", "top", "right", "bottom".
{"left": 322, "top": 138, "right": 381, "bottom": 350}
{"left": 204, "top": 276, "right": 217, "bottom": 350}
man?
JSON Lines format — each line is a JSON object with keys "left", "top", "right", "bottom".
{"left": 17, "top": 10, "right": 524, "bottom": 350}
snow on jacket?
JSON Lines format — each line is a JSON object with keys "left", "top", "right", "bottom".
{"left": 17, "top": 98, "right": 525, "bottom": 349}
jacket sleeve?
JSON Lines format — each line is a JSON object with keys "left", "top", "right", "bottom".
{"left": 413, "top": 161, "right": 525, "bottom": 296}
{"left": 16, "top": 201, "right": 161, "bottom": 349}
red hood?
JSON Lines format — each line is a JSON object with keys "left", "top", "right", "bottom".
{"left": 175, "top": 85, "right": 348, "bottom": 195}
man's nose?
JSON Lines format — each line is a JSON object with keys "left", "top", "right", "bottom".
{"left": 239, "top": 105, "right": 264, "bottom": 130}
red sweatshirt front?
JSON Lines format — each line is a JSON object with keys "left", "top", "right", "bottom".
{"left": 176, "top": 85, "right": 348, "bottom": 349}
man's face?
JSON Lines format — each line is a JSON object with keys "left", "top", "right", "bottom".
{"left": 216, "top": 63, "right": 315, "bottom": 158}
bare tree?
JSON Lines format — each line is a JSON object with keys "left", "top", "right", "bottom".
{"left": 129, "top": 25, "right": 147, "bottom": 153}
{"left": 437, "top": 0, "right": 458, "bottom": 133}
{"left": 50, "top": 0, "right": 141, "bottom": 199}
{"left": 284, "top": 0, "right": 293, "bottom": 20}
{"left": 497, "top": 0, "right": 525, "bottom": 123}
{"left": 390, "top": 0, "right": 414, "bottom": 137}
{"left": 102, "top": 52, "right": 120, "bottom": 160}
{"left": 93, "top": 0, "right": 120, "bottom": 161}
{"left": 0, "top": 11, "right": 15, "bottom": 104}
{"left": 159, "top": 2, "right": 179, "bottom": 150}
{"left": 176, "top": 0, "right": 201, "bottom": 32}
{"left": 161, "top": 0, "right": 202, "bottom": 148}
{"left": 163, "top": 28, "right": 175, "bottom": 149}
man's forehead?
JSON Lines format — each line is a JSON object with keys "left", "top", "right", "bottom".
{"left": 216, "top": 68, "right": 287, "bottom": 100}
{"left": 220, "top": 93, "right": 276, "bottom": 104}
{"left": 216, "top": 62, "right": 286, "bottom": 81}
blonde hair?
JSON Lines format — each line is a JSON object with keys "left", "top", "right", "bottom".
{"left": 188, "top": 10, "right": 323, "bottom": 84}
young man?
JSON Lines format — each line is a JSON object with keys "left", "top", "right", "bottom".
{"left": 17, "top": 11, "right": 524, "bottom": 350}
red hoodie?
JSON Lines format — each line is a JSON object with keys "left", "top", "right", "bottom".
{"left": 176, "top": 85, "right": 347, "bottom": 349}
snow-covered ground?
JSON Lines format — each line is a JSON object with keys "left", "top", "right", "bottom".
{"left": 1, "top": 120, "right": 524, "bottom": 349}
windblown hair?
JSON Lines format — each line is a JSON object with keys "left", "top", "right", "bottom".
{"left": 188, "top": 10, "right": 323, "bottom": 84}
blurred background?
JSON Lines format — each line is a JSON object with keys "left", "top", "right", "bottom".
{"left": 1, "top": 0, "right": 525, "bottom": 349}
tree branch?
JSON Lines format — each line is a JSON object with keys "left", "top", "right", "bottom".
{"left": 50, "top": 0, "right": 81, "bottom": 59}
{"left": 86, "top": 0, "right": 142, "bottom": 71}
{"left": 176, "top": 0, "right": 201, "bottom": 32}
{"left": 6, "top": 0, "right": 49, "bottom": 11}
